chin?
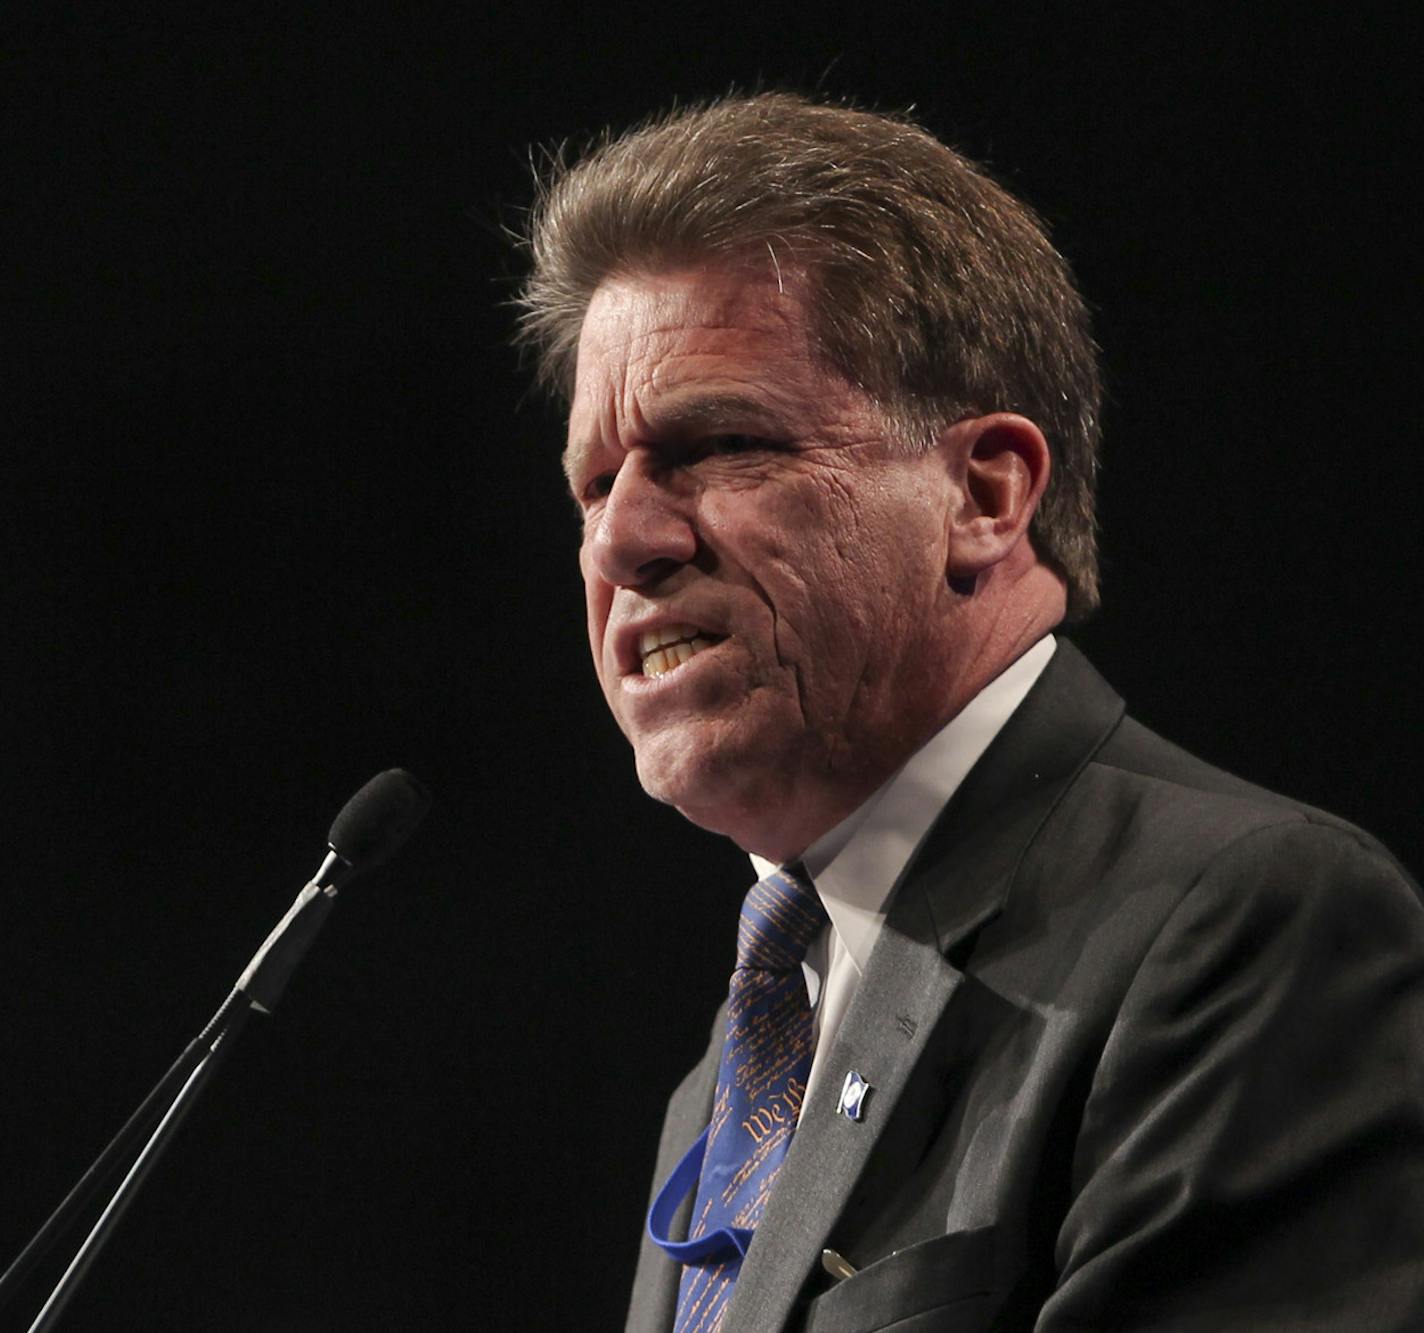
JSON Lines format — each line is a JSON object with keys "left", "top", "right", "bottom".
{"left": 632, "top": 731, "right": 787, "bottom": 844}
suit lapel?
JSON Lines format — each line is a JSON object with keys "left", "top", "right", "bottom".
{"left": 723, "top": 884, "right": 967, "bottom": 1329}
{"left": 722, "top": 641, "right": 1125, "bottom": 1330}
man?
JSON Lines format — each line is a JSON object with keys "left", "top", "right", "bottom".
{"left": 517, "top": 94, "right": 1424, "bottom": 1331}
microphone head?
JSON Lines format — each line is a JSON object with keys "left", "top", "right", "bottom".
{"left": 327, "top": 769, "right": 432, "bottom": 877}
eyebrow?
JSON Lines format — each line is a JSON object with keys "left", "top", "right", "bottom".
{"left": 562, "top": 390, "right": 784, "bottom": 486}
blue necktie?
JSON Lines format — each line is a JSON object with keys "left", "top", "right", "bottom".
{"left": 648, "top": 865, "right": 828, "bottom": 1333}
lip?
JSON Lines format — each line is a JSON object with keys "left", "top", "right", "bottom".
{"left": 613, "top": 615, "right": 728, "bottom": 679}
{"left": 620, "top": 638, "right": 732, "bottom": 696}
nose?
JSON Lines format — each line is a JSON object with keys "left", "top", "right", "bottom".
{"left": 584, "top": 452, "right": 697, "bottom": 588}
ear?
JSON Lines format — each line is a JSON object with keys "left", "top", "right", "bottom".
{"left": 939, "top": 413, "right": 1052, "bottom": 580}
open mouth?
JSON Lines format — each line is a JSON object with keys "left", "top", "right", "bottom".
{"left": 639, "top": 623, "right": 726, "bottom": 677}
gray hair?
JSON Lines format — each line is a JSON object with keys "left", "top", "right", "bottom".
{"left": 516, "top": 92, "right": 1102, "bottom": 619}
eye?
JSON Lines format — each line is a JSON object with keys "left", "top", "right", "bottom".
{"left": 702, "top": 434, "right": 770, "bottom": 457}
{"left": 582, "top": 472, "right": 616, "bottom": 503}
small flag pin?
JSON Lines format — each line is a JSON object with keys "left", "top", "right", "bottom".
{"left": 837, "top": 1069, "right": 871, "bottom": 1121}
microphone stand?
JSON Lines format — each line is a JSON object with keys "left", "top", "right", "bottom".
{"left": 0, "top": 879, "right": 340, "bottom": 1327}
{"left": 0, "top": 988, "right": 249, "bottom": 1314}
{"left": 26, "top": 1006, "right": 253, "bottom": 1333}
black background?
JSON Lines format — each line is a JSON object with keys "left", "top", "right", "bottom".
{"left": 3, "top": 5, "right": 1420, "bottom": 1329}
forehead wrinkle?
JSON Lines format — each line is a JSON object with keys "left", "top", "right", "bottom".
{"left": 631, "top": 336, "right": 814, "bottom": 436}
{"left": 562, "top": 368, "right": 657, "bottom": 487}
{"left": 562, "top": 390, "right": 629, "bottom": 485}
{"left": 640, "top": 387, "right": 797, "bottom": 437}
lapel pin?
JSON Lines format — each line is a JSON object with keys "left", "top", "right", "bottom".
{"left": 837, "top": 1069, "right": 871, "bottom": 1121}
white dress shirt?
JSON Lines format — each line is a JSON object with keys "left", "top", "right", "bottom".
{"left": 750, "top": 635, "right": 1057, "bottom": 1107}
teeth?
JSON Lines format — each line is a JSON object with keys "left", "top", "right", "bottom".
{"left": 641, "top": 634, "right": 718, "bottom": 677}
{"left": 640, "top": 623, "right": 701, "bottom": 654}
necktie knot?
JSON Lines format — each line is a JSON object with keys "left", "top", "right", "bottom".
{"left": 736, "top": 864, "right": 827, "bottom": 972}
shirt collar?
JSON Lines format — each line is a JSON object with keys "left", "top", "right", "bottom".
{"left": 751, "top": 634, "right": 1057, "bottom": 973}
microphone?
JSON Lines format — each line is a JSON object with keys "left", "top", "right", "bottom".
{"left": 316, "top": 766, "right": 434, "bottom": 889}
{"left": 239, "top": 769, "right": 432, "bottom": 1012}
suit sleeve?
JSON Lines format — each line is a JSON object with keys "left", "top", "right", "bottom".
{"left": 1037, "top": 819, "right": 1424, "bottom": 1332}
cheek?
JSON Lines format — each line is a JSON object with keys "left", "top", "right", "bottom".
{"left": 764, "top": 543, "right": 875, "bottom": 678}
{"left": 790, "top": 518, "right": 940, "bottom": 666}
{"left": 700, "top": 479, "right": 827, "bottom": 582}
{"left": 581, "top": 550, "right": 614, "bottom": 667}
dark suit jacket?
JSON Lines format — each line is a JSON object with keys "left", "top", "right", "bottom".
{"left": 625, "top": 642, "right": 1424, "bottom": 1331}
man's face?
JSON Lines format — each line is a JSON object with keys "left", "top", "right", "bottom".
{"left": 566, "top": 264, "right": 966, "bottom": 857}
